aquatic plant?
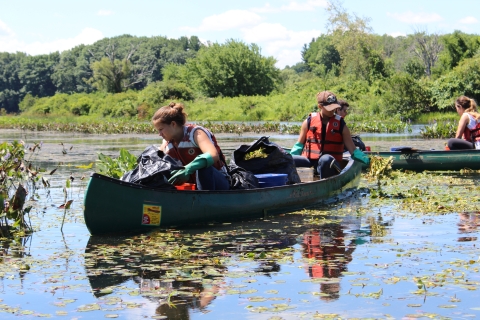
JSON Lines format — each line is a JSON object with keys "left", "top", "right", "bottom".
{"left": 0, "top": 141, "right": 44, "bottom": 237}
{"left": 96, "top": 149, "right": 138, "bottom": 179}
{"left": 420, "top": 121, "right": 456, "bottom": 139}
{"left": 365, "top": 155, "right": 394, "bottom": 198}
{"left": 0, "top": 116, "right": 412, "bottom": 135}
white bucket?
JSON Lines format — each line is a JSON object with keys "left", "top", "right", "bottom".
{"left": 296, "top": 167, "right": 314, "bottom": 182}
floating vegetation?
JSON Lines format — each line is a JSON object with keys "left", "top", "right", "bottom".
{"left": 420, "top": 121, "right": 456, "bottom": 139}
{"left": 349, "top": 120, "right": 412, "bottom": 134}
{"left": 362, "top": 170, "right": 480, "bottom": 215}
{"left": 0, "top": 117, "right": 413, "bottom": 135}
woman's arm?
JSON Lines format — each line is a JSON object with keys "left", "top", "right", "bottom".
{"left": 455, "top": 114, "right": 470, "bottom": 139}
{"left": 194, "top": 129, "right": 220, "bottom": 163}
{"left": 342, "top": 125, "right": 357, "bottom": 154}
{"left": 297, "top": 119, "right": 308, "bottom": 144}
{"left": 159, "top": 139, "right": 167, "bottom": 152}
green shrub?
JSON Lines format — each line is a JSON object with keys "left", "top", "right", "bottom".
{"left": 431, "top": 56, "right": 480, "bottom": 110}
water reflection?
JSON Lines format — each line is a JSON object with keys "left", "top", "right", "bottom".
{"left": 84, "top": 214, "right": 368, "bottom": 318}
{"left": 457, "top": 212, "right": 480, "bottom": 242}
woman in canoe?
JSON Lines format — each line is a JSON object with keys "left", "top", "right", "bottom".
{"left": 152, "top": 102, "right": 230, "bottom": 190}
{"left": 289, "top": 91, "right": 370, "bottom": 178}
{"left": 447, "top": 96, "right": 480, "bottom": 150}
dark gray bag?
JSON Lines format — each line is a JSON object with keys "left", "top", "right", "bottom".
{"left": 230, "top": 136, "right": 301, "bottom": 184}
{"left": 121, "top": 145, "right": 183, "bottom": 189}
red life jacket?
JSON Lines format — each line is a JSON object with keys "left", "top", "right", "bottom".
{"left": 301, "top": 113, "right": 344, "bottom": 161}
{"left": 165, "top": 124, "right": 226, "bottom": 183}
{"left": 463, "top": 114, "right": 480, "bottom": 143}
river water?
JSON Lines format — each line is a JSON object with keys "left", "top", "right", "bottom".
{"left": 0, "top": 128, "right": 479, "bottom": 319}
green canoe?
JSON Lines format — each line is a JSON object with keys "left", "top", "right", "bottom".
{"left": 367, "top": 148, "right": 480, "bottom": 171}
{"left": 83, "top": 159, "right": 362, "bottom": 235}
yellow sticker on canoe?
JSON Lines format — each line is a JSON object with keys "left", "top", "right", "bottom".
{"left": 142, "top": 204, "right": 161, "bottom": 226}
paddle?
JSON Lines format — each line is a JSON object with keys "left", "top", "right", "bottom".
{"left": 390, "top": 146, "right": 434, "bottom": 152}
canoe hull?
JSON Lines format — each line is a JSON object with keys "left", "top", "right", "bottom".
{"left": 367, "top": 149, "right": 480, "bottom": 171}
{"left": 83, "top": 160, "right": 362, "bottom": 235}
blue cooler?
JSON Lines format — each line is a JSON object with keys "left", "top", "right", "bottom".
{"left": 254, "top": 173, "right": 288, "bottom": 188}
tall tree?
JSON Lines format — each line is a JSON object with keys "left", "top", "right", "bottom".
{"left": 439, "top": 30, "right": 480, "bottom": 71}
{"left": 186, "top": 39, "right": 280, "bottom": 97}
{"left": 87, "top": 43, "right": 154, "bottom": 93}
{"left": 411, "top": 30, "right": 443, "bottom": 77}
{"left": 302, "top": 35, "right": 341, "bottom": 72}
{"left": 326, "top": 0, "right": 387, "bottom": 81}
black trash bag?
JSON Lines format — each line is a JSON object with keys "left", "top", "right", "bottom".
{"left": 351, "top": 134, "right": 366, "bottom": 151}
{"left": 226, "top": 164, "right": 259, "bottom": 190}
{"left": 121, "top": 145, "right": 184, "bottom": 189}
{"left": 230, "top": 136, "right": 301, "bottom": 184}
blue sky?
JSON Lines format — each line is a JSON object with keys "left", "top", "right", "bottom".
{"left": 1, "top": 0, "right": 479, "bottom": 68}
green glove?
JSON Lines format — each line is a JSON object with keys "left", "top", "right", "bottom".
{"left": 168, "top": 153, "right": 214, "bottom": 185}
{"left": 289, "top": 142, "right": 304, "bottom": 155}
{"left": 351, "top": 148, "right": 370, "bottom": 165}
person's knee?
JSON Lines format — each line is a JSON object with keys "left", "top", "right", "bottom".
{"left": 317, "top": 155, "right": 337, "bottom": 179}
{"left": 293, "top": 155, "right": 311, "bottom": 168}
{"left": 447, "top": 139, "right": 455, "bottom": 149}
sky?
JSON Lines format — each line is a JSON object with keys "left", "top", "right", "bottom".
{"left": 1, "top": 0, "right": 479, "bottom": 68}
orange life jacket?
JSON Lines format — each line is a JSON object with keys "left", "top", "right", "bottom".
{"left": 165, "top": 124, "right": 226, "bottom": 183}
{"left": 301, "top": 113, "right": 344, "bottom": 161}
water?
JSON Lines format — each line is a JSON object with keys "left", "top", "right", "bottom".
{"left": 0, "top": 129, "right": 479, "bottom": 319}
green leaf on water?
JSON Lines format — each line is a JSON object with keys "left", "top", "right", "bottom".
{"left": 77, "top": 304, "right": 101, "bottom": 312}
{"left": 438, "top": 304, "right": 457, "bottom": 308}
{"left": 248, "top": 296, "right": 267, "bottom": 302}
{"left": 20, "top": 310, "right": 34, "bottom": 315}
{"left": 99, "top": 288, "right": 113, "bottom": 294}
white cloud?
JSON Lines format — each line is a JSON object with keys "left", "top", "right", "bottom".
{"left": 387, "top": 11, "right": 443, "bottom": 24}
{"left": 275, "top": 49, "right": 303, "bottom": 68}
{"left": 0, "top": 27, "right": 104, "bottom": 55}
{"left": 251, "top": 3, "right": 279, "bottom": 13}
{"left": 0, "top": 19, "right": 14, "bottom": 37}
{"left": 458, "top": 16, "right": 478, "bottom": 24}
{"left": 280, "top": 0, "right": 328, "bottom": 12}
{"left": 242, "top": 23, "right": 289, "bottom": 43}
{"left": 252, "top": 0, "right": 327, "bottom": 13}
{"left": 97, "top": 10, "right": 114, "bottom": 16}
{"left": 388, "top": 32, "right": 406, "bottom": 38}
{"left": 181, "top": 10, "right": 262, "bottom": 32}
{"left": 241, "top": 23, "right": 321, "bottom": 67}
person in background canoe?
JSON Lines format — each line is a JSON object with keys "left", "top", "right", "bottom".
{"left": 336, "top": 99, "right": 367, "bottom": 152}
{"left": 289, "top": 91, "right": 370, "bottom": 178}
{"left": 335, "top": 99, "right": 349, "bottom": 118}
{"left": 152, "top": 102, "right": 230, "bottom": 190}
{"left": 447, "top": 96, "right": 480, "bottom": 150}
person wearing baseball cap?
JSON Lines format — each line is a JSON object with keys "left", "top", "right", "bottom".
{"left": 289, "top": 90, "right": 370, "bottom": 178}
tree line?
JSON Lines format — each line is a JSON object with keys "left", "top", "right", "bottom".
{"left": 0, "top": 35, "right": 202, "bottom": 113}
{"left": 2, "top": 2, "right": 480, "bottom": 121}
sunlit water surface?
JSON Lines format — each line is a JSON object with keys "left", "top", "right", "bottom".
{"left": 0, "top": 129, "right": 479, "bottom": 319}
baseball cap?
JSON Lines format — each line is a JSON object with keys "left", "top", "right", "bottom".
{"left": 316, "top": 91, "right": 341, "bottom": 111}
